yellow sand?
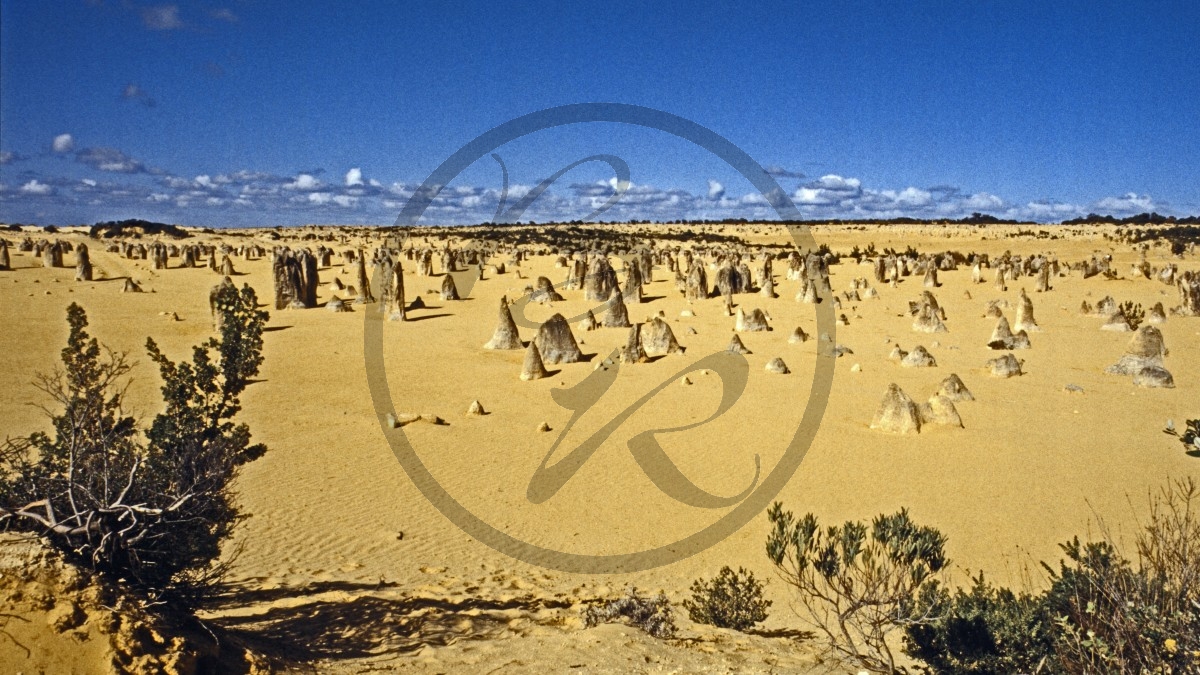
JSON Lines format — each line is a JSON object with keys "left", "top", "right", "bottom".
{"left": 1, "top": 223, "right": 1196, "bottom": 673}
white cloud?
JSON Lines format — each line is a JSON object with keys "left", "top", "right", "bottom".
{"left": 964, "top": 192, "right": 1004, "bottom": 210}
{"left": 20, "top": 180, "right": 53, "bottom": 195}
{"left": 333, "top": 195, "right": 358, "bottom": 208}
{"left": 808, "top": 174, "right": 862, "bottom": 192}
{"left": 886, "top": 187, "right": 934, "bottom": 207}
{"left": 286, "top": 173, "right": 322, "bottom": 190}
{"left": 706, "top": 179, "right": 725, "bottom": 200}
{"left": 195, "top": 175, "right": 215, "bottom": 188}
{"left": 345, "top": 168, "right": 363, "bottom": 186}
{"left": 81, "top": 178, "right": 97, "bottom": 187}
{"left": 307, "top": 192, "right": 331, "bottom": 205}
{"left": 1095, "top": 192, "right": 1156, "bottom": 213}
{"left": 52, "top": 134, "right": 74, "bottom": 153}
{"left": 75, "top": 147, "right": 146, "bottom": 173}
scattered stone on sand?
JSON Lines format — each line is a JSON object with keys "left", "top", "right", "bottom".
{"left": 466, "top": 400, "right": 486, "bottom": 416}
{"left": 919, "top": 394, "right": 963, "bottom": 428}
{"left": 987, "top": 354, "right": 1023, "bottom": 378}
{"left": 1133, "top": 366, "right": 1175, "bottom": 389}
{"left": 901, "top": 345, "right": 937, "bottom": 368}
{"left": 735, "top": 307, "right": 771, "bottom": 332}
{"left": 870, "top": 384, "right": 921, "bottom": 434}
{"left": 765, "top": 357, "right": 789, "bottom": 374}
{"left": 937, "top": 373, "right": 974, "bottom": 402}
{"left": 726, "top": 333, "right": 751, "bottom": 354}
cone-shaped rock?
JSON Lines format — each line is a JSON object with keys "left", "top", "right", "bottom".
{"left": 534, "top": 313, "right": 584, "bottom": 364}
{"left": 484, "top": 296, "right": 522, "bottom": 349}
{"left": 788, "top": 326, "right": 808, "bottom": 343}
{"left": 466, "top": 400, "right": 486, "bottom": 416}
{"left": 1147, "top": 302, "right": 1167, "bottom": 325}
{"left": 580, "top": 309, "right": 598, "bottom": 331}
{"left": 765, "top": 357, "right": 790, "bottom": 374}
{"left": 913, "top": 304, "right": 948, "bottom": 332}
{"left": 603, "top": 290, "right": 632, "bottom": 328}
{"left": 620, "top": 324, "right": 650, "bottom": 364}
{"left": 326, "top": 297, "right": 352, "bottom": 312}
{"left": 988, "top": 316, "right": 1016, "bottom": 349}
{"left": 1133, "top": 366, "right": 1174, "bottom": 388}
{"left": 726, "top": 333, "right": 752, "bottom": 354}
{"left": 441, "top": 274, "right": 461, "bottom": 300}
{"left": 901, "top": 345, "right": 937, "bottom": 367}
{"left": 735, "top": 307, "right": 771, "bottom": 332}
{"left": 532, "top": 276, "right": 563, "bottom": 302}
{"left": 1014, "top": 289, "right": 1040, "bottom": 332}
{"left": 520, "top": 341, "right": 550, "bottom": 381}
{"left": 919, "top": 394, "right": 963, "bottom": 427}
{"left": 987, "top": 354, "right": 1023, "bottom": 378}
{"left": 870, "top": 384, "right": 921, "bottom": 434}
{"left": 1101, "top": 310, "right": 1132, "bottom": 332}
{"left": 1106, "top": 325, "right": 1168, "bottom": 375}
{"left": 122, "top": 278, "right": 142, "bottom": 293}
{"left": 642, "top": 317, "right": 683, "bottom": 356}
{"left": 937, "top": 374, "right": 974, "bottom": 402}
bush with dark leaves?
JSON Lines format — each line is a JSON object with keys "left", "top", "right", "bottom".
{"left": 683, "top": 566, "right": 771, "bottom": 631}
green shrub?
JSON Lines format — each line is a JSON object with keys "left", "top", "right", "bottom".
{"left": 904, "top": 573, "right": 1055, "bottom": 674}
{"left": 1042, "top": 478, "right": 1199, "bottom": 675}
{"left": 766, "top": 504, "right": 948, "bottom": 674}
{"left": 683, "top": 566, "right": 771, "bottom": 631}
{"left": 0, "top": 285, "right": 268, "bottom": 605}
{"left": 901, "top": 478, "right": 1200, "bottom": 675}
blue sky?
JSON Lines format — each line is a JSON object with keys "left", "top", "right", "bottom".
{"left": 1, "top": 1, "right": 1198, "bottom": 226}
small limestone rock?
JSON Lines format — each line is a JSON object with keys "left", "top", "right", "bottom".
{"left": 538, "top": 422, "right": 552, "bottom": 432}
{"left": 466, "top": 400, "right": 486, "bottom": 416}
{"left": 386, "top": 412, "right": 422, "bottom": 428}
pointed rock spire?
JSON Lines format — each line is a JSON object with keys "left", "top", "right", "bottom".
{"left": 484, "top": 295, "right": 522, "bottom": 349}
{"left": 520, "top": 341, "right": 549, "bottom": 381}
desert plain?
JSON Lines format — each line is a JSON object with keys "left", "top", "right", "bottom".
{"left": 1, "top": 221, "right": 1197, "bottom": 673}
